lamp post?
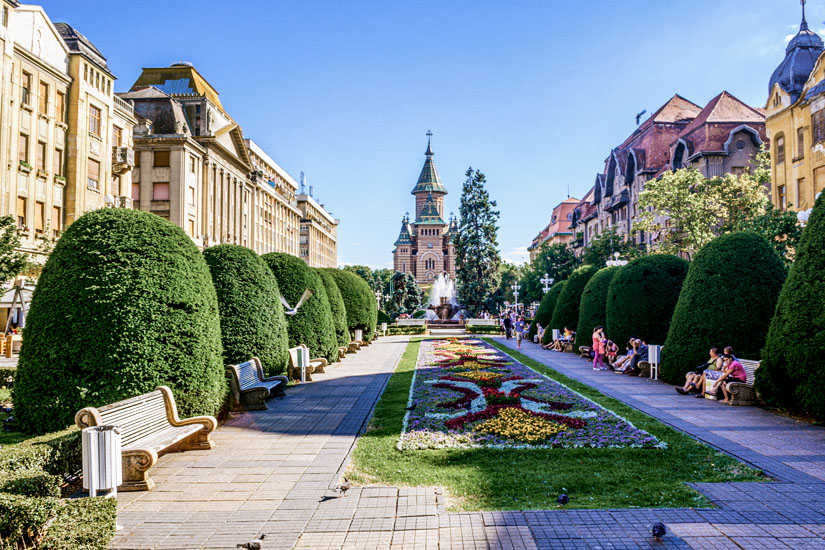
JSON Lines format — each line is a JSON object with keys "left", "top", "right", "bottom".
{"left": 540, "top": 273, "right": 554, "bottom": 294}
{"left": 797, "top": 192, "right": 821, "bottom": 227}
{"left": 375, "top": 289, "right": 382, "bottom": 309}
{"left": 607, "top": 251, "right": 628, "bottom": 267}
{"left": 511, "top": 283, "right": 521, "bottom": 313}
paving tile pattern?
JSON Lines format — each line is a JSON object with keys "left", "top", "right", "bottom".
{"left": 112, "top": 335, "right": 825, "bottom": 549}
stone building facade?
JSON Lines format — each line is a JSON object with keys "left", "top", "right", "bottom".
{"left": 527, "top": 197, "right": 578, "bottom": 262}
{"left": 765, "top": 5, "right": 825, "bottom": 212}
{"left": 393, "top": 137, "right": 457, "bottom": 285}
{"left": 297, "top": 191, "right": 338, "bottom": 268}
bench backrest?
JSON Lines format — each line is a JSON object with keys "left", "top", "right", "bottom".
{"left": 739, "top": 359, "right": 760, "bottom": 386}
{"left": 76, "top": 388, "right": 173, "bottom": 448}
{"left": 234, "top": 358, "right": 263, "bottom": 390}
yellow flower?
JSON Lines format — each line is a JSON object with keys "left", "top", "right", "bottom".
{"left": 474, "top": 408, "right": 567, "bottom": 443}
{"left": 452, "top": 370, "right": 503, "bottom": 381}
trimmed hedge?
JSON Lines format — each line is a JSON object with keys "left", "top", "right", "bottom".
{"left": 550, "top": 265, "right": 599, "bottom": 336}
{"left": 262, "top": 253, "right": 338, "bottom": 362}
{"left": 662, "top": 233, "right": 786, "bottom": 384}
{"left": 204, "top": 245, "right": 290, "bottom": 376}
{"left": 465, "top": 325, "right": 501, "bottom": 334}
{"left": 575, "top": 266, "right": 621, "bottom": 349}
{"left": 377, "top": 311, "right": 392, "bottom": 324}
{"left": 757, "top": 194, "right": 825, "bottom": 419}
{"left": 316, "top": 269, "right": 350, "bottom": 350}
{"left": 606, "top": 254, "right": 688, "bottom": 347}
{"left": 540, "top": 281, "right": 567, "bottom": 345}
{"left": 387, "top": 325, "right": 427, "bottom": 335}
{"left": 15, "top": 209, "right": 225, "bottom": 434}
{"left": 324, "top": 269, "right": 378, "bottom": 343}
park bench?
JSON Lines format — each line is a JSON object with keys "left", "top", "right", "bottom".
{"left": 578, "top": 346, "right": 592, "bottom": 359}
{"left": 338, "top": 346, "right": 348, "bottom": 360}
{"left": 725, "top": 359, "right": 761, "bottom": 406}
{"left": 287, "top": 345, "right": 328, "bottom": 381}
{"left": 347, "top": 341, "right": 361, "bottom": 353}
{"left": 226, "top": 357, "right": 288, "bottom": 411}
{"left": 75, "top": 386, "right": 217, "bottom": 491}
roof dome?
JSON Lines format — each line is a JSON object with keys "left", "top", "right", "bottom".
{"left": 769, "top": 16, "right": 824, "bottom": 103}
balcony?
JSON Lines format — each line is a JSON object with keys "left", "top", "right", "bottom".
{"left": 605, "top": 189, "right": 630, "bottom": 212}
{"left": 112, "top": 146, "right": 135, "bottom": 175}
{"left": 113, "top": 95, "right": 134, "bottom": 115}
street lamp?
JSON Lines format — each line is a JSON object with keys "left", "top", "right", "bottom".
{"left": 607, "top": 251, "right": 628, "bottom": 267}
{"left": 511, "top": 283, "right": 521, "bottom": 312}
{"left": 540, "top": 273, "right": 554, "bottom": 294}
{"left": 374, "top": 289, "right": 382, "bottom": 309}
{"left": 798, "top": 192, "right": 822, "bottom": 227}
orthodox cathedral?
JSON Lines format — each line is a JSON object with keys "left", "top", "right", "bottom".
{"left": 393, "top": 134, "right": 458, "bottom": 285}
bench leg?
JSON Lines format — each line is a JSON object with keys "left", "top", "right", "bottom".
{"left": 119, "top": 452, "right": 156, "bottom": 492}
{"left": 178, "top": 429, "right": 215, "bottom": 451}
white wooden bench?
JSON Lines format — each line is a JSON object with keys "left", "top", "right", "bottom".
{"left": 226, "top": 357, "right": 288, "bottom": 411}
{"left": 287, "top": 345, "right": 328, "bottom": 381}
{"left": 75, "top": 386, "right": 216, "bottom": 491}
{"left": 726, "top": 359, "right": 760, "bottom": 406}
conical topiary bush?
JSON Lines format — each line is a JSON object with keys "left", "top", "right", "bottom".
{"left": 756, "top": 194, "right": 825, "bottom": 420}
{"left": 203, "top": 245, "right": 290, "bottom": 375}
{"left": 661, "top": 233, "right": 786, "bottom": 384}
{"left": 324, "top": 269, "right": 377, "bottom": 343}
{"left": 262, "top": 253, "right": 338, "bottom": 362}
{"left": 14, "top": 209, "right": 225, "bottom": 434}
{"left": 605, "top": 254, "right": 688, "bottom": 348}
{"left": 316, "top": 268, "right": 350, "bottom": 351}
{"left": 575, "top": 266, "right": 621, "bottom": 349}
{"left": 540, "top": 281, "right": 567, "bottom": 345}
{"left": 550, "top": 265, "right": 599, "bottom": 337}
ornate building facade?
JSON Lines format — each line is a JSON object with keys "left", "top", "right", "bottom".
{"left": 393, "top": 136, "right": 457, "bottom": 285}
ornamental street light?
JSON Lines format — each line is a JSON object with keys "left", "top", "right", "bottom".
{"left": 375, "top": 289, "right": 382, "bottom": 309}
{"left": 607, "top": 251, "right": 628, "bottom": 267}
{"left": 511, "top": 283, "right": 521, "bottom": 312}
{"left": 540, "top": 273, "right": 554, "bottom": 294}
{"left": 798, "top": 192, "right": 822, "bottom": 227}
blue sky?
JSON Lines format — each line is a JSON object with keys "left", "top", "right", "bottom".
{"left": 39, "top": 0, "right": 818, "bottom": 267}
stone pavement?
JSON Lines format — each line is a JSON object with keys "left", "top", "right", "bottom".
{"left": 110, "top": 335, "right": 825, "bottom": 549}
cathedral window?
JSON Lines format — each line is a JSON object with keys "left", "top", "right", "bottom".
{"left": 814, "top": 111, "right": 825, "bottom": 145}
{"left": 797, "top": 127, "right": 805, "bottom": 160}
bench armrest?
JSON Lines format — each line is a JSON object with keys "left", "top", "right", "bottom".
{"left": 260, "top": 373, "right": 288, "bottom": 385}
{"left": 158, "top": 386, "right": 218, "bottom": 432}
{"left": 311, "top": 357, "right": 328, "bottom": 368}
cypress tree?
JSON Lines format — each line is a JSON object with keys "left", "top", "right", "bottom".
{"left": 550, "top": 265, "right": 599, "bottom": 337}
{"left": 575, "top": 266, "right": 621, "bottom": 349}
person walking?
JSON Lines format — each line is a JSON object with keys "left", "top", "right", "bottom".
{"left": 515, "top": 316, "right": 525, "bottom": 350}
{"left": 503, "top": 313, "right": 512, "bottom": 340}
{"left": 592, "top": 326, "right": 606, "bottom": 370}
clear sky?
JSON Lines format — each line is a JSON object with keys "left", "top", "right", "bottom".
{"left": 37, "top": 0, "right": 818, "bottom": 267}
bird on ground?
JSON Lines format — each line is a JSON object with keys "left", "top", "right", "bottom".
{"left": 557, "top": 493, "right": 569, "bottom": 508}
{"left": 319, "top": 495, "right": 337, "bottom": 502}
{"left": 405, "top": 402, "right": 417, "bottom": 411}
{"left": 337, "top": 477, "right": 351, "bottom": 497}
{"left": 236, "top": 534, "right": 265, "bottom": 550}
{"left": 279, "top": 289, "right": 312, "bottom": 316}
{"left": 652, "top": 522, "right": 666, "bottom": 542}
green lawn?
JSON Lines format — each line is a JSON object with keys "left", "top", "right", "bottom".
{"left": 348, "top": 337, "right": 764, "bottom": 511}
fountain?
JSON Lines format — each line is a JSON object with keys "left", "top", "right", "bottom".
{"left": 425, "top": 273, "right": 466, "bottom": 324}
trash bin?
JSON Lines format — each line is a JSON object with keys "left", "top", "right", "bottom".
{"left": 82, "top": 425, "right": 122, "bottom": 497}
{"left": 381, "top": 322, "right": 387, "bottom": 336}
{"left": 298, "top": 346, "right": 310, "bottom": 383}
{"left": 354, "top": 329, "right": 363, "bottom": 342}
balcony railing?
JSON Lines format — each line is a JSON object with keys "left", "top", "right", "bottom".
{"left": 113, "top": 95, "right": 134, "bottom": 115}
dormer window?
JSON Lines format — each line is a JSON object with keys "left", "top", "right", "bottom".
{"left": 776, "top": 134, "right": 785, "bottom": 164}
{"left": 773, "top": 92, "right": 782, "bottom": 108}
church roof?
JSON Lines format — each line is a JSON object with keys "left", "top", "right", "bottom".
{"left": 54, "top": 22, "right": 110, "bottom": 73}
{"left": 769, "top": 7, "right": 823, "bottom": 103}
{"left": 394, "top": 218, "right": 413, "bottom": 246}
{"left": 415, "top": 192, "right": 446, "bottom": 225}
{"left": 411, "top": 138, "right": 447, "bottom": 194}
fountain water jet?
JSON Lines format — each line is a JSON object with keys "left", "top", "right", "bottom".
{"left": 425, "top": 273, "right": 465, "bottom": 321}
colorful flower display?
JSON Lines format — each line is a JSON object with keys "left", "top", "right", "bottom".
{"left": 398, "top": 338, "right": 663, "bottom": 450}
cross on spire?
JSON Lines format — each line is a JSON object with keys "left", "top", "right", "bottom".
{"left": 425, "top": 130, "right": 434, "bottom": 156}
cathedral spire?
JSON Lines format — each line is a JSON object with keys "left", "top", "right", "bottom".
{"left": 425, "top": 130, "right": 434, "bottom": 157}
{"left": 801, "top": 0, "right": 809, "bottom": 31}
{"left": 412, "top": 131, "right": 446, "bottom": 195}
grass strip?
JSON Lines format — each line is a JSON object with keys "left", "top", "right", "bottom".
{"left": 348, "top": 337, "right": 764, "bottom": 511}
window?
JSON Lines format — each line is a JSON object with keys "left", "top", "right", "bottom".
{"left": 53, "top": 149, "right": 63, "bottom": 177}
{"left": 34, "top": 201, "right": 44, "bottom": 234}
{"left": 773, "top": 92, "right": 782, "bottom": 108}
{"left": 134, "top": 152, "right": 141, "bottom": 167}
{"left": 51, "top": 206, "right": 61, "bottom": 237}
{"left": 113, "top": 126, "right": 122, "bottom": 146}
{"left": 17, "top": 197, "right": 26, "bottom": 229}
{"left": 187, "top": 186, "right": 195, "bottom": 205}
{"left": 190, "top": 155, "right": 197, "bottom": 173}
{"left": 21, "top": 72, "right": 31, "bottom": 106}
{"left": 776, "top": 134, "right": 785, "bottom": 164}
{"left": 2, "top": 7, "right": 8, "bottom": 27}
{"left": 797, "top": 178, "right": 806, "bottom": 209}
{"left": 152, "top": 182, "right": 169, "bottom": 200}
{"left": 87, "top": 158, "right": 100, "bottom": 190}
{"left": 187, "top": 219, "right": 195, "bottom": 236}
{"left": 18, "top": 134, "right": 28, "bottom": 163}
{"left": 798, "top": 127, "right": 805, "bottom": 159}
{"left": 35, "top": 141, "right": 46, "bottom": 171}
{"left": 88, "top": 105, "right": 101, "bottom": 136}
{"left": 38, "top": 81, "right": 48, "bottom": 114}
{"left": 131, "top": 182, "right": 140, "bottom": 201}
{"left": 777, "top": 184, "right": 787, "bottom": 210}
{"left": 153, "top": 150, "right": 170, "bottom": 167}
{"left": 55, "top": 91, "right": 65, "bottom": 123}
{"left": 401, "top": 262, "right": 406, "bottom": 273}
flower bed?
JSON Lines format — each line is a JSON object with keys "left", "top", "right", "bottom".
{"left": 399, "top": 338, "right": 662, "bottom": 450}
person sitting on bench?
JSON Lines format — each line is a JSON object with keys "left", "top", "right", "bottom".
{"left": 713, "top": 354, "right": 748, "bottom": 404}
{"left": 545, "top": 326, "right": 573, "bottom": 351}
{"left": 676, "top": 347, "right": 723, "bottom": 395}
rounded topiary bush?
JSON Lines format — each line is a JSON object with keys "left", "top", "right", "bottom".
{"left": 15, "top": 209, "right": 225, "bottom": 434}
{"left": 575, "top": 266, "right": 621, "bottom": 349}
{"left": 204, "top": 245, "right": 290, "bottom": 375}
{"left": 377, "top": 310, "right": 391, "bottom": 324}
{"left": 606, "top": 254, "right": 688, "bottom": 348}
{"left": 550, "top": 265, "right": 599, "bottom": 337}
{"left": 324, "top": 269, "right": 377, "bottom": 342}
{"left": 756, "top": 194, "right": 825, "bottom": 420}
{"left": 316, "top": 268, "right": 349, "bottom": 350}
{"left": 262, "top": 253, "right": 338, "bottom": 362}
{"left": 532, "top": 280, "right": 566, "bottom": 344}
{"left": 662, "top": 233, "right": 786, "bottom": 384}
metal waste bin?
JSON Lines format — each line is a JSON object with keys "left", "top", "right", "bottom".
{"left": 381, "top": 322, "right": 387, "bottom": 336}
{"left": 298, "top": 346, "right": 310, "bottom": 383}
{"left": 82, "top": 425, "right": 122, "bottom": 497}
{"left": 354, "top": 329, "right": 363, "bottom": 342}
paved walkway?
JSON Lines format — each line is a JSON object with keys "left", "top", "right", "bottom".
{"left": 111, "top": 335, "right": 825, "bottom": 550}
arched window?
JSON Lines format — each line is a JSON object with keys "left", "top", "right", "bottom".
{"left": 625, "top": 152, "right": 636, "bottom": 185}
{"left": 673, "top": 143, "right": 685, "bottom": 170}
{"left": 776, "top": 134, "right": 785, "bottom": 164}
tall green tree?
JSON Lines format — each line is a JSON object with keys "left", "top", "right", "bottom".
{"left": 454, "top": 167, "right": 501, "bottom": 316}
{"left": 520, "top": 242, "right": 578, "bottom": 305}
{"left": 581, "top": 226, "right": 639, "bottom": 267}
{"left": 386, "top": 271, "right": 423, "bottom": 316}
{"left": 490, "top": 262, "right": 526, "bottom": 312}
{"left": 0, "top": 215, "right": 29, "bottom": 284}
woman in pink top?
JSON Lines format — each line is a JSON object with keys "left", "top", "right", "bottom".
{"left": 713, "top": 354, "right": 747, "bottom": 404}
{"left": 592, "top": 326, "right": 606, "bottom": 371}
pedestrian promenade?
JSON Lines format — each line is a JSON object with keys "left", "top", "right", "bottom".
{"left": 111, "top": 335, "right": 825, "bottom": 549}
